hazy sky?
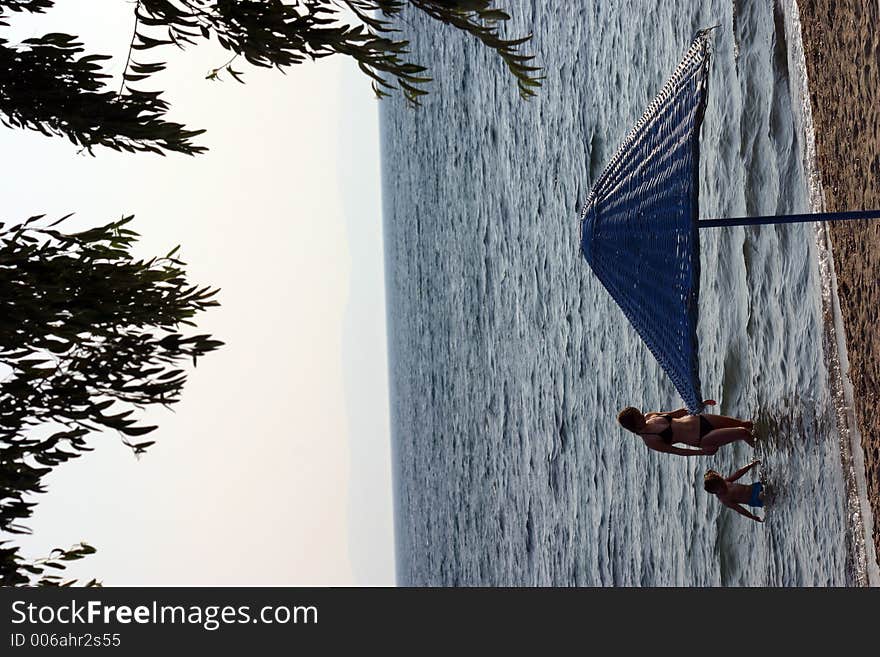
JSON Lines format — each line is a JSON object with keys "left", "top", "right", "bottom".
{"left": 3, "top": 1, "right": 394, "bottom": 585}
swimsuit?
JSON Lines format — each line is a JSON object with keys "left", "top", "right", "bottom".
{"left": 748, "top": 482, "right": 764, "bottom": 507}
{"left": 648, "top": 413, "right": 676, "bottom": 444}
{"left": 644, "top": 413, "right": 714, "bottom": 445}
{"left": 698, "top": 415, "right": 713, "bottom": 440}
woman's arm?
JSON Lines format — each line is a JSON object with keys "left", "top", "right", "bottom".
{"left": 655, "top": 402, "right": 716, "bottom": 420}
{"left": 642, "top": 437, "right": 709, "bottom": 456}
{"left": 726, "top": 460, "right": 761, "bottom": 482}
{"left": 650, "top": 408, "right": 689, "bottom": 419}
{"left": 667, "top": 445, "right": 711, "bottom": 456}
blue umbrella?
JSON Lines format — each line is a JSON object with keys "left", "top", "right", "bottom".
{"left": 580, "top": 27, "right": 880, "bottom": 413}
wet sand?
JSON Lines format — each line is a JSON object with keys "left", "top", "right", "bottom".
{"left": 796, "top": 0, "right": 880, "bottom": 562}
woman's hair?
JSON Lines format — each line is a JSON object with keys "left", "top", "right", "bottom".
{"left": 617, "top": 407, "right": 644, "bottom": 433}
{"left": 704, "top": 470, "right": 725, "bottom": 493}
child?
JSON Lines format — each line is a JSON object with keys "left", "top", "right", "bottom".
{"left": 703, "top": 460, "right": 765, "bottom": 523}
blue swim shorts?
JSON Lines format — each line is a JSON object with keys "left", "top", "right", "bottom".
{"left": 748, "top": 482, "right": 764, "bottom": 508}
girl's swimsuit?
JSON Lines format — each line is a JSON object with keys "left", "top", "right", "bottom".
{"left": 748, "top": 482, "right": 764, "bottom": 507}
{"left": 643, "top": 413, "right": 714, "bottom": 445}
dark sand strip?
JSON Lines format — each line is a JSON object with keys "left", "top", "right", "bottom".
{"left": 797, "top": 0, "right": 880, "bottom": 561}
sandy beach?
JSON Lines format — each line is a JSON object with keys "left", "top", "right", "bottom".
{"left": 797, "top": 0, "right": 880, "bottom": 562}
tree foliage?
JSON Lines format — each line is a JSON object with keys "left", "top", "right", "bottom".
{"left": 1, "top": 540, "right": 101, "bottom": 587}
{"left": 0, "top": 2, "right": 207, "bottom": 155}
{"left": 0, "top": 215, "right": 222, "bottom": 585}
{"left": 0, "top": 0, "right": 541, "bottom": 154}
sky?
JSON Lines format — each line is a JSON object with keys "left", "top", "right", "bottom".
{"left": 2, "top": 1, "right": 394, "bottom": 585}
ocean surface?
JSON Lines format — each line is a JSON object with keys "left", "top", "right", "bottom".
{"left": 380, "top": 0, "right": 871, "bottom": 586}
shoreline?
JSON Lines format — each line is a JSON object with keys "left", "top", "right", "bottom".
{"left": 782, "top": 0, "right": 878, "bottom": 587}
{"left": 795, "top": 0, "right": 880, "bottom": 580}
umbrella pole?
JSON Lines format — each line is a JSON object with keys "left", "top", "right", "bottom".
{"left": 698, "top": 209, "right": 880, "bottom": 228}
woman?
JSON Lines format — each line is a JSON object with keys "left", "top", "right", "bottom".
{"left": 617, "top": 400, "right": 755, "bottom": 456}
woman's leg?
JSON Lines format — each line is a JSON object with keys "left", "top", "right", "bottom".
{"left": 701, "top": 427, "right": 755, "bottom": 452}
{"left": 703, "top": 414, "right": 753, "bottom": 431}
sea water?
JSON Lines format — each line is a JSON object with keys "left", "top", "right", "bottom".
{"left": 380, "top": 0, "right": 871, "bottom": 586}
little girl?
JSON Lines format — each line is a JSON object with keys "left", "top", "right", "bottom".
{"left": 703, "top": 460, "right": 765, "bottom": 523}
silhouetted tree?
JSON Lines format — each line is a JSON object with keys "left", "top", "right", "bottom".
{"left": 0, "top": 1, "right": 207, "bottom": 154}
{"left": 0, "top": 0, "right": 541, "bottom": 154}
{"left": 1, "top": 540, "right": 100, "bottom": 587}
{"left": 0, "top": 215, "right": 222, "bottom": 585}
